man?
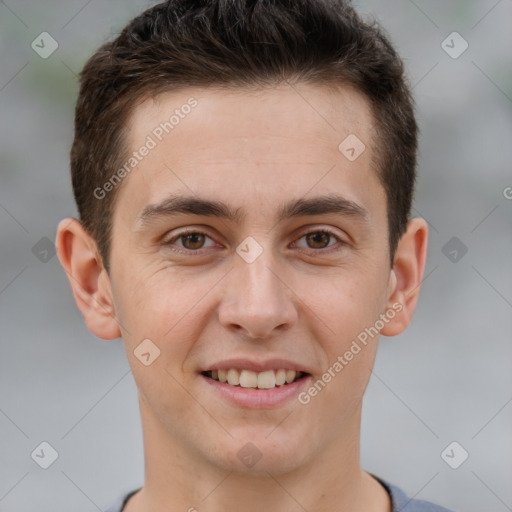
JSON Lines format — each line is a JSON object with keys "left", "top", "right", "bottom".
{"left": 56, "top": 1, "right": 455, "bottom": 510}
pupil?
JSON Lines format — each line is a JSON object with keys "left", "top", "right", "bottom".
{"left": 184, "top": 233, "right": 204, "bottom": 249}
{"left": 181, "top": 232, "right": 330, "bottom": 250}
{"left": 307, "top": 232, "right": 329, "bottom": 248}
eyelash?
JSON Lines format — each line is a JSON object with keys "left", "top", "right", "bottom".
{"left": 162, "top": 228, "right": 346, "bottom": 256}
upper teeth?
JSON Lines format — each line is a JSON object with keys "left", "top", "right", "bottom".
{"left": 209, "top": 369, "right": 301, "bottom": 389}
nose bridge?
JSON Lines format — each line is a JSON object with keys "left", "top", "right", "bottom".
{"left": 238, "top": 245, "right": 280, "bottom": 301}
{"left": 218, "top": 237, "right": 297, "bottom": 338}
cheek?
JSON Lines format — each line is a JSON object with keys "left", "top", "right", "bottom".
{"left": 110, "top": 270, "right": 234, "bottom": 451}
{"left": 112, "top": 269, "right": 214, "bottom": 413}
{"left": 112, "top": 264, "right": 219, "bottom": 358}
{"left": 298, "top": 267, "right": 387, "bottom": 399}
{"left": 302, "top": 269, "right": 387, "bottom": 342}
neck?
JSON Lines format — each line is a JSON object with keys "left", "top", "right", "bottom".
{"left": 124, "top": 396, "right": 391, "bottom": 512}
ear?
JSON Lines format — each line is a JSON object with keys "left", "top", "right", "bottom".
{"left": 55, "top": 218, "right": 121, "bottom": 340}
{"left": 380, "top": 217, "right": 428, "bottom": 337}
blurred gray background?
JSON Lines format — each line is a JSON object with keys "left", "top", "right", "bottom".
{"left": 1, "top": 1, "right": 511, "bottom": 511}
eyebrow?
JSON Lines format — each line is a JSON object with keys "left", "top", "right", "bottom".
{"left": 137, "top": 193, "right": 369, "bottom": 227}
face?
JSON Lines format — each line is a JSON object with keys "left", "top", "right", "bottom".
{"left": 107, "top": 83, "right": 396, "bottom": 474}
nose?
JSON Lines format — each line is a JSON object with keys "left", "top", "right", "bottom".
{"left": 218, "top": 247, "right": 298, "bottom": 339}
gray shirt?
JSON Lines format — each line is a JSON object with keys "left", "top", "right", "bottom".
{"left": 104, "top": 474, "right": 456, "bottom": 512}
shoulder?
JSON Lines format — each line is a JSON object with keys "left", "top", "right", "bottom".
{"left": 372, "top": 474, "right": 457, "bottom": 512}
{"left": 103, "top": 488, "right": 140, "bottom": 512}
{"left": 104, "top": 479, "right": 458, "bottom": 512}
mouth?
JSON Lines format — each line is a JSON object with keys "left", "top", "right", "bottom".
{"left": 201, "top": 369, "right": 309, "bottom": 390}
{"left": 199, "top": 359, "right": 314, "bottom": 408}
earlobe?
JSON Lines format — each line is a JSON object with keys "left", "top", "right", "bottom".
{"left": 56, "top": 218, "right": 121, "bottom": 340}
{"left": 380, "top": 217, "right": 428, "bottom": 337}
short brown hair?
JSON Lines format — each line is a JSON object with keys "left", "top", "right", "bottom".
{"left": 71, "top": 0, "right": 418, "bottom": 271}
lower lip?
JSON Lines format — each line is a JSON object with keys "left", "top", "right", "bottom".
{"left": 200, "top": 374, "right": 312, "bottom": 408}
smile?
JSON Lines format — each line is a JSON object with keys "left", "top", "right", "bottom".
{"left": 202, "top": 369, "right": 307, "bottom": 389}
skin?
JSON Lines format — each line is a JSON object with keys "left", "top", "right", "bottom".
{"left": 56, "top": 82, "right": 428, "bottom": 512}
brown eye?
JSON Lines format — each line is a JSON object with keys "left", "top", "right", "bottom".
{"left": 293, "top": 229, "right": 345, "bottom": 254}
{"left": 305, "top": 231, "right": 332, "bottom": 249}
{"left": 164, "top": 230, "right": 217, "bottom": 254}
{"left": 180, "top": 232, "right": 206, "bottom": 250}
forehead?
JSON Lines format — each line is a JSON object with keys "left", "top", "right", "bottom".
{"left": 128, "top": 82, "right": 374, "bottom": 153}
{"left": 114, "top": 82, "right": 382, "bottom": 227}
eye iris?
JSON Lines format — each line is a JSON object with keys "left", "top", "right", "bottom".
{"left": 306, "top": 231, "right": 330, "bottom": 249}
{"left": 182, "top": 233, "right": 205, "bottom": 250}
{"left": 176, "top": 232, "right": 333, "bottom": 251}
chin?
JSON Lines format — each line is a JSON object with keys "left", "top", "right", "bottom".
{"left": 208, "top": 431, "right": 310, "bottom": 476}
